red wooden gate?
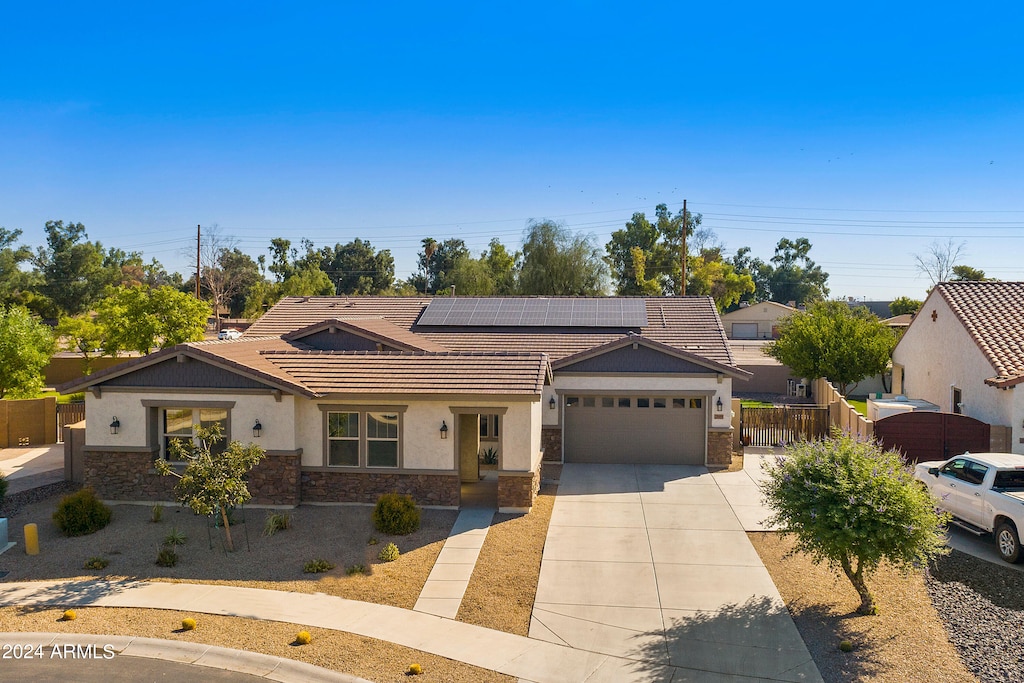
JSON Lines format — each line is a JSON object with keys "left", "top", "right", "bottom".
{"left": 873, "top": 412, "right": 990, "bottom": 463}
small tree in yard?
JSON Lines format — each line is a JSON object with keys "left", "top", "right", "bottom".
{"left": 155, "top": 424, "right": 264, "bottom": 552}
{"left": 762, "top": 433, "right": 949, "bottom": 615}
{"left": 767, "top": 300, "right": 896, "bottom": 396}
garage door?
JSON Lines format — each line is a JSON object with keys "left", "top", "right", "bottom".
{"left": 731, "top": 322, "right": 758, "bottom": 339}
{"left": 564, "top": 396, "right": 707, "bottom": 464}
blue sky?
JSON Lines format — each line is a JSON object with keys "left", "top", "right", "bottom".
{"left": 2, "top": 2, "right": 1023, "bottom": 300}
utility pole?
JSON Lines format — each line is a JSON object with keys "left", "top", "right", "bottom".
{"left": 680, "top": 199, "right": 687, "bottom": 296}
{"left": 195, "top": 224, "right": 201, "bottom": 299}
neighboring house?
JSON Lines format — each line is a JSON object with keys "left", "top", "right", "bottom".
{"left": 720, "top": 301, "right": 796, "bottom": 339}
{"left": 846, "top": 300, "right": 893, "bottom": 319}
{"left": 892, "top": 282, "right": 1024, "bottom": 454}
{"left": 60, "top": 296, "right": 750, "bottom": 512}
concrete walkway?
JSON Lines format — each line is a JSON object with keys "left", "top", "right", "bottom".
{"left": 712, "top": 447, "right": 780, "bottom": 532}
{"left": 414, "top": 507, "right": 494, "bottom": 617}
{"left": 0, "top": 444, "right": 65, "bottom": 494}
{"left": 530, "top": 463, "right": 821, "bottom": 682}
{"left": 0, "top": 579, "right": 686, "bottom": 683}
{"left": 0, "top": 632, "right": 368, "bottom": 682}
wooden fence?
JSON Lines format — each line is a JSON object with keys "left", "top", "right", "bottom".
{"left": 740, "top": 406, "right": 830, "bottom": 447}
{"left": 57, "top": 403, "right": 85, "bottom": 442}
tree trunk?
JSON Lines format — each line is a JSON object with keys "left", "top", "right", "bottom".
{"left": 220, "top": 506, "right": 235, "bottom": 552}
{"left": 840, "top": 555, "right": 876, "bottom": 615}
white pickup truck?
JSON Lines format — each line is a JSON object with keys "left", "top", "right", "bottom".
{"left": 914, "top": 452, "right": 1024, "bottom": 564}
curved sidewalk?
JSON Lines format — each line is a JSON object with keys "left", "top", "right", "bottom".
{"left": 0, "top": 579, "right": 676, "bottom": 683}
{"left": 0, "top": 632, "right": 367, "bottom": 682}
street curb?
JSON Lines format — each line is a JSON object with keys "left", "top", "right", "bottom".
{"left": 0, "top": 632, "right": 372, "bottom": 683}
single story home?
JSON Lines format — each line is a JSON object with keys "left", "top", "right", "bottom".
{"left": 892, "top": 282, "right": 1024, "bottom": 454}
{"left": 60, "top": 296, "right": 751, "bottom": 512}
{"left": 720, "top": 301, "right": 796, "bottom": 339}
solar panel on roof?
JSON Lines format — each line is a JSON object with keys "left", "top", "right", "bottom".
{"left": 417, "top": 298, "right": 648, "bottom": 327}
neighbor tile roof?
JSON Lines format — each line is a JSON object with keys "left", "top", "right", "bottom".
{"left": 282, "top": 317, "right": 448, "bottom": 352}
{"left": 245, "top": 296, "right": 736, "bottom": 365}
{"left": 936, "top": 282, "right": 1024, "bottom": 387}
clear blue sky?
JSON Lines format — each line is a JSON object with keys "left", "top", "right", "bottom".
{"left": 3, "top": 2, "right": 1023, "bottom": 301}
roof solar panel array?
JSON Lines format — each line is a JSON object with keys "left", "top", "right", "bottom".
{"left": 417, "top": 298, "right": 648, "bottom": 327}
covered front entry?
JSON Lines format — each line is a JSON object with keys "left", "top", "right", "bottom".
{"left": 564, "top": 395, "right": 707, "bottom": 464}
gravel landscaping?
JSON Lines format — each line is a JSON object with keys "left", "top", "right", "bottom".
{"left": 926, "top": 550, "right": 1024, "bottom": 683}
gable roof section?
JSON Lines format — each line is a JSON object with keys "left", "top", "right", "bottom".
{"left": 552, "top": 335, "right": 752, "bottom": 379}
{"left": 58, "top": 337, "right": 317, "bottom": 397}
{"left": 261, "top": 351, "right": 549, "bottom": 395}
{"left": 720, "top": 301, "right": 796, "bottom": 319}
{"left": 246, "top": 296, "right": 736, "bottom": 366}
{"left": 283, "top": 318, "right": 448, "bottom": 352}
{"left": 934, "top": 282, "right": 1024, "bottom": 387}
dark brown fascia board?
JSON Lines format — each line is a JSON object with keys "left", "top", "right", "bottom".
{"left": 551, "top": 334, "right": 752, "bottom": 380}
{"left": 56, "top": 343, "right": 316, "bottom": 399}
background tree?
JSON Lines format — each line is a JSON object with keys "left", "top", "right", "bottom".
{"left": 606, "top": 204, "right": 702, "bottom": 296}
{"left": 914, "top": 238, "right": 965, "bottom": 286}
{"left": 762, "top": 434, "right": 948, "bottom": 615}
{"left": 765, "top": 237, "right": 830, "bottom": 305}
{"left": 888, "top": 296, "right": 922, "bottom": 316}
{"left": 279, "top": 266, "right": 336, "bottom": 297}
{"left": 318, "top": 238, "right": 394, "bottom": 294}
{"left": 950, "top": 265, "right": 993, "bottom": 282}
{"left": 518, "top": 220, "right": 608, "bottom": 295}
{"left": 33, "top": 220, "right": 115, "bottom": 317}
{"left": 0, "top": 228, "right": 36, "bottom": 307}
{"left": 96, "top": 285, "right": 210, "bottom": 355}
{"left": 686, "top": 247, "right": 755, "bottom": 311}
{"left": 0, "top": 306, "right": 55, "bottom": 398}
{"left": 409, "top": 238, "right": 469, "bottom": 294}
{"left": 155, "top": 424, "right": 265, "bottom": 552}
{"left": 480, "top": 238, "right": 518, "bottom": 295}
{"left": 767, "top": 301, "right": 896, "bottom": 396}
{"left": 55, "top": 314, "right": 103, "bottom": 375}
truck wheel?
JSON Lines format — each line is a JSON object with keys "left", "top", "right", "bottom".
{"left": 995, "top": 522, "right": 1022, "bottom": 563}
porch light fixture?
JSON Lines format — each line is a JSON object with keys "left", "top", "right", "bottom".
{"left": 549, "top": 396, "right": 556, "bottom": 409}
{"left": 715, "top": 397, "right": 724, "bottom": 412}
{"left": 440, "top": 420, "right": 449, "bottom": 439}
{"left": 252, "top": 420, "right": 262, "bottom": 438}
{"left": 109, "top": 417, "right": 120, "bottom": 435}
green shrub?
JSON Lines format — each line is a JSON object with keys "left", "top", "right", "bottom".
{"left": 367, "top": 537, "right": 379, "bottom": 546}
{"left": 0, "top": 473, "right": 7, "bottom": 504}
{"left": 479, "top": 447, "right": 498, "bottom": 465}
{"left": 372, "top": 493, "right": 420, "bottom": 535}
{"left": 263, "top": 511, "right": 291, "bottom": 536}
{"left": 181, "top": 618, "right": 197, "bottom": 631}
{"left": 839, "top": 640, "right": 854, "bottom": 652}
{"left": 83, "top": 557, "right": 109, "bottom": 570}
{"left": 156, "top": 545, "right": 178, "bottom": 567}
{"left": 295, "top": 630, "right": 312, "bottom": 645}
{"left": 151, "top": 504, "right": 163, "bottom": 523}
{"left": 62, "top": 609, "right": 76, "bottom": 621}
{"left": 345, "top": 564, "right": 369, "bottom": 576}
{"left": 52, "top": 488, "right": 112, "bottom": 537}
{"left": 303, "top": 558, "right": 335, "bottom": 574}
{"left": 378, "top": 542, "right": 400, "bottom": 563}
{"left": 163, "top": 527, "right": 187, "bottom": 546}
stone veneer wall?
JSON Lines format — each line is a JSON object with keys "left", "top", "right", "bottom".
{"left": 706, "top": 430, "right": 734, "bottom": 466}
{"left": 83, "top": 449, "right": 176, "bottom": 501}
{"left": 246, "top": 453, "right": 301, "bottom": 506}
{"left": 497, "top": 470, "right": 540, "bottom": 511}
{"left": 541, "top": 427, "right": 562, "bottom": 462}
{"left": 300, "top": 470, "right": 460, "bottom": 507}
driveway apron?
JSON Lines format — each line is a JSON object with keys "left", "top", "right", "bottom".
{"left": 531, "top": 463, "right": 821, "bottom": 682}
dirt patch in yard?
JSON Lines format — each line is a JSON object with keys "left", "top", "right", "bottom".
{"left": 456, "top": 483, "right": 556, "bottom": 635}
{"left": 0, "top": 496, "right": 457, "bottom": 609}
{"left": 749, "top": 532, "right": 976, "bottom": 683}
{"left": 0, "top": 606, "right": 514, "bottom": 683}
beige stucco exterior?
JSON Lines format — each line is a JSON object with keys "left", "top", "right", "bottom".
{"left": 893, "top": 290, "right": 1021, "bottom": 454}
{"left": 720, "top": 302, "right": 795, "bottom": 339}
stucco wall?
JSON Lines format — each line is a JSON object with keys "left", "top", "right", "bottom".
{"left": 893, "top": 292, "right": 1018, "bottom": 452}
{"left": 84, "top": 391, "right": 296, "bottom": 452}
{"left": 720, "top": 303, "right": 794, "bottom": 339}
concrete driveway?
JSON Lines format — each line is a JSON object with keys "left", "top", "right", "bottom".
{"left": 530, "top": 463, "right": 821, "bottom": 682}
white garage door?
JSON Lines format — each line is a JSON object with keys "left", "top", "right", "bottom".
{"left": 731, "top": 322, "right": 758, "bottom": 339}
{"left": 564, "top": 395, "right": 707, "bottom": 465}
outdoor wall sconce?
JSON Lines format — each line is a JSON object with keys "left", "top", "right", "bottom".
{"left": 440, "top": 420, "right": 449, "bottom": 439}
{"left": 252, "top": 420, "right": 262, "bottom": 438}
{"left": 109, "top": 417, "right": 120, "bottom": 435}
{"left": 715, "top": 397, "right": 724, "bottom": 412}
{"left": 549, "top": 396, "right": 556, "bottom": 409}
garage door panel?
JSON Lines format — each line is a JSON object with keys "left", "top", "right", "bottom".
{"left": 565, "top": 398, "right": 706, "bottom": 465}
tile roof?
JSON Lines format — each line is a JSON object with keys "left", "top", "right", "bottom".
{"left": 935, "top": 282, "right": 1024, "bottom": 387}
{"left": 282, "top": 318, "right": 448, "bottom": 352}
{"left": 261, "top": 351, "right": 549, "bottom": 395}
{"left": 245, "top": 296, "right": 735, "bottom": 365}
